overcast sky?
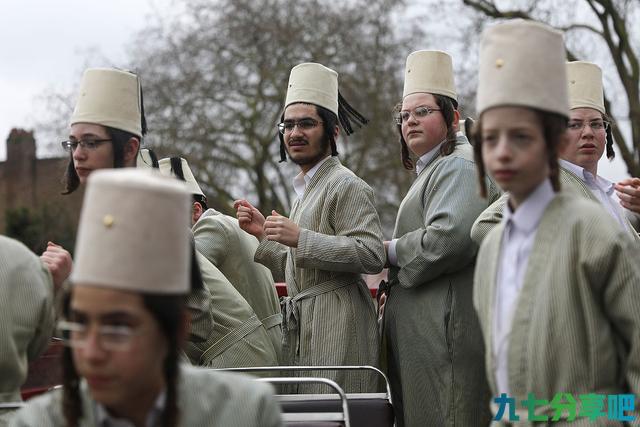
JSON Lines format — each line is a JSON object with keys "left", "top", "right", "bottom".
{"left": 0, "top": 0, "right": 633, "bottom": 181}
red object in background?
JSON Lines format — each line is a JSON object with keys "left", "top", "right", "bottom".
{"left": 21, "top": 339, "right": 64, "bottom": 400}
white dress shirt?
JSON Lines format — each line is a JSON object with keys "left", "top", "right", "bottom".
{"left": 559, "top": 159, "right": 627, "bottom": 229}
{"left": 293, "top": 155, "right": 331, "bottom": 199}
{"left": 95, "top": 390, "right": 166, "bottom": 427}
{"left": 493, "top": 180, "right": 555, "bottom": 395}
{"left": 387, "top": 141, "right": 445, "bottom": 266}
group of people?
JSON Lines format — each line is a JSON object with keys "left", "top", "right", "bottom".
{"left": 1, "top": 17, "right": 639, "bottom": 427}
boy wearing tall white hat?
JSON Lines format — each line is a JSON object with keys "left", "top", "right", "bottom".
{"left": 41, "top": 68, "right": 148, "bottom": 290}
{"left": 158, "top": 156, "right": 281, "bottom": 366}
{"left": 234, "top": 63, "right": 386, "bottom": 392}
{"left": 11, "top": 169, "right": 282, "bottom": 427}
{"left": 471, "top": 19, "right": 640, "bottom": 423}
{"left": 380, "top": 50, "right": 499, "bottom": 426}
{"left": 471, "top": 61, "right": 640, "bottom": 244}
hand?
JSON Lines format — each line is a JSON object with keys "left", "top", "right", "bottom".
{"left": 615, "top": 178, "right": 640, "bottom": 214}
{"left": 264, "top": 210, "right": 300, "bottom": 248}
{"left": 233, "top": 199, "right": 266, "bottom": 240}
{"left": 40, "top": 241, "right": 73, "bottom": 291}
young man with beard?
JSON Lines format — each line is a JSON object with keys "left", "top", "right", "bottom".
{"left": 235, "top": 63, "right": 385, "bottom": 393}
{"left": 471, "top": 61, "right": 640, "bottom": 244}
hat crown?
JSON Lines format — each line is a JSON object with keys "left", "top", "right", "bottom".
{"left": 284, "top": 63, "right": 339, "bottom": 116}
{"left": 71, "top": 169, "right": 191, "bottom": 294}
{"left": 476, "top": 19, "right": 569, "bottom": 118}
{"left": 158, "top": 157, "right": 205, "bottom": 198}
{"left": 567, "top": 61, "right": 605, "bottom": 114}
{"left": 70, "top": 68, "right": 143, "bottom": 137}
{"left": 402, "top": 50, "right": 457, "bottom": 102}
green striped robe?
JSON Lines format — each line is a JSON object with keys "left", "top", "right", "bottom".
{"left": 384, "top": 138, "right": 500, "bottom": 427}
{"left": 0, "top": 237, "right": 55, "bottom": 426}
{"left": 255, "top": 156, "right": 385, "bottom": 393}
{"left": 193, "top": 209, "right": 283, "bottom": 360}
{"left": 186, "top": 251, "right": 278, "bottom": 368}
{"left": 471, "top": 167, "right": 640, "bottom": 245}
{"left": 473, "top": 193, "right": 640, "bottom": 425}
{"left": 9, "top": 365, "right": 282, "bottom": 427}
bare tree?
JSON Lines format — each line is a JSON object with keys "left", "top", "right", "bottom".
{"left": 458, "top": 0, "right": 640, "bottom": 176}
{"left": 128, "top": 0, "right": 419, "bottom": 230}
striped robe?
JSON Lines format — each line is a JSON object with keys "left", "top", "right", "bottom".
{"left": 186, "top": 251, "right": 278, "bottom": 368}
{"left": 193, "top": 209, "right": 283, "bottom": 360}
{"left": 471, "top": 166, "right": 640, "bottom": 245}
{"left": 474, "top": 193, "right": 640, "bottom": 425}
{"left": 255, "top": 156, "right": 385, "bottom": 393}
{"left": 0, "top": 237, "right": 55, "bottom": 426}
{"left": 384, "top": 137, "right": 500, "bottom": 427}
{"left": 9, "top": 365, "right": 282, "bottom": 427}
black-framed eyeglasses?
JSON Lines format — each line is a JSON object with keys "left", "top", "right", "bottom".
{"left": 395, "top": 106, "right": 442, "bottom": 125}
{"left": 61, "top": 138, "right": 112, "bottom": 152}
{"left": 277, "top": 118, "right": 323, "bottom": 135}
{"left": 567, "top": 120, "right": 610, "bottom": 132}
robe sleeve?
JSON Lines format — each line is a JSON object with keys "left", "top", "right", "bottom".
{"left": 294, "top": 176, "right": 385, "bottom": 274}
{"left": 589, "top": 228, "right": 640, "bottom": 396}
{"left": 254, "top": 240, "right": 288, "bottom": 282}
{"left": 395, "top": 158, "right": 488, "bottom": 288}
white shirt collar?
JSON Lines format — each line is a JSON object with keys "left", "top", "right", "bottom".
{"left": 293, "top": 155, "right": 331, "bottom": 199}
{"left": 559, "top": 159, "right": 614, "bottom": 195}
{"left": 415, "top": 140, "right": 445, "bottom": 176}
{"left": 95, "top": 390, "right": 166, "bottom": 427}
{"left": 502, "top": 179, "right": 555, "bottom": 234}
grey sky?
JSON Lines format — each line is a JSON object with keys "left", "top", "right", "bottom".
{"left": 0, "top": 0, "right": 632, "bottom": 181}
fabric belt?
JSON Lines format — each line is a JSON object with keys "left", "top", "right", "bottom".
{"left": 261, "top": 313, "right": 283, "bottom": 330}
{"left": 280, "top": 276, "right": 355, "bottom": 353}
{"left": 200, "top": 315, "right": 262, "bottom": 364}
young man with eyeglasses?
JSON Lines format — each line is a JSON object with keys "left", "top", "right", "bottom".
{"left": 41, "top": 68, "right": 146, "bottom": 290}
{"left": 234, "top": 63, "right": 386, "bottom": 393}
{"left": 471, "top": 61, "right": 640, "bottom": 243}
{"left": 379, "top": 50, "right": 499, "bottom": 427}
{"left": 11, "top": 169, "right": 282, "bottom": 427}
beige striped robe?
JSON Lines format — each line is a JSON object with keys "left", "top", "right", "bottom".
{"left": 9, "top": 365, "right": 282, "bottom": 427}
{"left": 474, "top": 193, "right": 640, "bottom": 426}
{"left": 255, "top": 156, "right": 385, "bottom": 393}
{"left": 471, "top": 166, "right": 640, "bottom": 245}
{"left": 384, "top": 138, "right": 500, "bottom": 427}
{"left": 186, "top": 251, "right": 278, "bottom": 368}
{"left": 193, "top": 209, "right": 283, "bottom": 360}
{"left": 0, "top": 237, "right": 55, "bottom": 426}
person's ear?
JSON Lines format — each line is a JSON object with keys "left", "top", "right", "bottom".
{"left": 124, "top": 137, "right": 140, "bottom": 166}
{"left": 192, "top": 202, "right": 204, "bottom": 223}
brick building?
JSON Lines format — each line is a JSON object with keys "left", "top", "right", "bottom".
{"left": 0, "top": 129, "right": 83, "bottom": 253}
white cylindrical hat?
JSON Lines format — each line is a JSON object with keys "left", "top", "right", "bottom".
{"left": 567, "top": 61, "right": 605, "bottom": 114}
{"left": 158, "top": 157, "right": 205, "bottom": 198}
{"left": 476, "top": 20, "right": 569, "bottom": 118}
{"left": 284, "top": 63, "right": 339, "bottom": 116}
{"left": 402, "top": 50, "right": 457, "bottom": 103}
{"left": 70, "top": 68, "right": 143, "bottom": 137}
{"left": 71, "top": 169, "right": 191, "bottom": 294}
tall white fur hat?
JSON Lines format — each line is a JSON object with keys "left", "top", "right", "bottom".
{"left": 71, "top": 169, "right": 191, "bottom": 294}
{"left": 284, "top": 63, "right": 339, "bottom": 116}
{"left": 70, "top": 68, "right": 144, "bottom": 137}
{"left": 476, "top": 20, "right": 569, "bottom": 118}
{"left": 402, "top": 50, "right": 457, "bottom": 103}
{"left": 158, "top": 157, "right": 205, "bottom": 198}
{"left": 567, "top": 61, "right": 605, "bottom": 114}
